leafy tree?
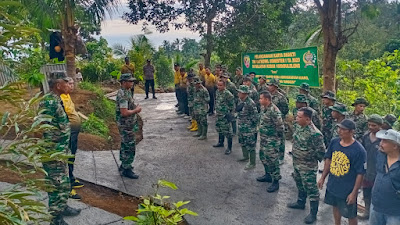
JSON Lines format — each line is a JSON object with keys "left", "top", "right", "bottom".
{"left": 154, "top": 48, "right": 174, "bottom": 89}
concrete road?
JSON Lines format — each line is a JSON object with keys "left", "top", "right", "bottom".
{"left": 75, "top": 93, "right": 367, "bottom": 225}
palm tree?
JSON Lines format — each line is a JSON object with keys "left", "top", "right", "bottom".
{"left": 23, "top": 0, "right": 119, "bottom": 80}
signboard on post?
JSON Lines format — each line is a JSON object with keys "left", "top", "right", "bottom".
{"left": 242, "top": 47, "right": 319, "bottom": 87}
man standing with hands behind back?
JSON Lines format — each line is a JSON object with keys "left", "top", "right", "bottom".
{"left": 143, "top": 59, "right": 157, "bottom": 99}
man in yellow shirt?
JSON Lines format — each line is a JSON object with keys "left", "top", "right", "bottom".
{"left": 205, "top": 67, "right": 216, "bottom": 115}
{"left": 174, "top": 63, "right": 181, "bottom": 109}
{"left": 60, "top": 77, "right": 83, "bottom": 200}
{"left": 198, "top": 63, "right": 207, "bottom": 84}
{"left": 178, "top": 68, "right": 189, "bottom": 116}
{"left": 121, "top": 57, "right": 135, "bottom": 96}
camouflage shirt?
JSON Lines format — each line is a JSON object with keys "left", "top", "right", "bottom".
{"left": 259, "top": 103, "right": 284, "bottom": 142}
{"left": 322, "top": 106, "right": 334, "bottom": 139}
{"left": 188, "top": 83, "right": 195, "bottom": 108}
{"left": 258, "top": 84, "right": 268, "bottom": 93}
{"left": 271, "top": 91, "right": 289, "bottom": 117}
{"left": 234, "top": 75, "right": 244, "bottom": 88}
{"left": 348, "top": 112, "right": 368, "bottom": 141}
{"left": 216, "top": 89, "right": 235, "bottom": 116}
{"left": 193, "top": 85, "right": 210, "bottom": 115}
{"left": 39, "top": 91, "right": 70, "bottom": 152}
{"left": 116, "top": 88, "right": 137, "bottom": 129}
{"left": 292, "top": 123, "right": 326, "bottom": 166}
{"left": 293, "top": 107, "right": 322, "bottom": 130}
{"left": 226, "top": 81, "right": 238, "bottom": 103}
{"left": 306, "top": 94, "right": 320, "bottom": 114}
{"left": 248, "top": 84, "right": 260, "bottom": 110}
{"left": 237, "top": 96, "right": 259, "bottom": 134}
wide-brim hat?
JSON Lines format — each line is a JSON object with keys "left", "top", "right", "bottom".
{"left": 267, "top": 78, "right": 280, "bottom": 87}
{"left": 383, "top": 114, "right": 397, "bottom": 127}
{"left": 368, "top": 114, "right": 383, "bottom": 125}
{"left": 352, "top": 97, "right": 369, "bottom": 106}
{"left": 296, "top": 94, "right": 308, "bottom": 103}
{"left": 50, "top": 71, "right": 69, "bottom": 82}
{"left": 321, "top": 91, "right": 336, "bottom": 101}
{"left": 299, "top": 82, "right": 310, "bottom": 92}
{"left": 329, "top": 103, "right": 348, "bottom": 115}
{"left": 238, "top": 85, "right": 250, "bottom": 94}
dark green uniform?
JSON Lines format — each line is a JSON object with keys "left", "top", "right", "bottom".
{"left": 116, "top": 88, "right": 138, "bottom": 170}
{"left": 215, "top": 89, "right": 235, "bottom": 138}
{"left": 188, "top": 81, "right": 195, "bottom": 117}
{"left": 293, "top": 107, "right": 321, "bottom": 131}
{"left": 234, "top": 75, "right": 244, "bottom": 88}
{"left": 248, "top": 84, "right": 260, "bottom": 111}
{"left": 292, "top": 123, "right": 325, "bottom": 201}
{"left": 39, "top": 91, "right": 71, "bottom": 217}
{"left": 193, "top": 85, "right": 210, "bottom": 130}
{"left": 305, "top": 94, "right": 320, "bottom": 114}
{"left": 321, "top": 105, "right": 334, "bottom": 147}
{"left": 348, "top": 112, "right": 368, "bottom": 141}
{"left": 271, "top": 91, "right": 289, "bottom": 160}
{"left": 259, "top": 103, "right": 284, "bottom": 181}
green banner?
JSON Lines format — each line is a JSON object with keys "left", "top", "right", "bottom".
{"left": 242, "top": 47, "right": 319, "bottom": 87}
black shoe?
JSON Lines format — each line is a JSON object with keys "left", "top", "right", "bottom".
{"left": 213, "top": 134, "right": 224, "bottom": 147}
{"left": 267, "top": 181, "right": 279, "bottom": 193}
{"left": 61, "top": 206, "right": 81, "bottom": 217}
{"left": 304, "top": 201, "right": 319, "bottom": 224}
{"left": 256, "top": 173, "right": 272, "bottom": 183}
{"left": 224, "top": 148, "right": 231, "bottom": 155}
{"left": 153, "top": 96, "right": 157, "bottom": 99}
{"left": 287, "top": 201, "right": 306, "bottom": 209}
{"left": 69, "top": 189, "right": 81, "bottom": 200}
{"left": 213, "top": 143, "right": 224, "bottom": 148}
{"left": 122, "top": 169, "right": 139, "bottom": 179}
{"left": 50, "top": 215, "right": 69, "bottom": 225}
{"left": 71, "top": 179, "right": 84, "bottom": 189}
{"left": 145, "top": 96, "right": 149, "bottom": 99}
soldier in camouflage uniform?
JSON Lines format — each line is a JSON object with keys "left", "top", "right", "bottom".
{"left": 234, "top": 67, "right": 244, "bottom": 88}
{"left": 236, "top": 85, "right": 259, "bottom": 170}
{"left": 257, "top": 91, "right": 284, "bottom": 193}
{"left": 293, "top": 94, "right": 321, "bottom": 130}
{"left": 257, "top": 76, "right": 268, "bottom": 93}
{"left": 243, "top": 76, "right": 260, "bottom": 112}
{"left": 116, "top": 73, "right": 142, "bottom": 179}
{"left": 348, "top": 97, "right": 369, "bottom": 141}
{"left": 220, "top": 73, "right": 238, "bottom": 135}
{"left": 267, "top": 78, "right": 289, "bottom": 161}
{"left": 187, "top": 73, "right": 198, "bottom": 131}
{"left": 320, "top": 91, "right": 336, "bottom": 147}
{"left": 213, "top": 80, "right": 235, "bottom": 154}
{"left": 287, "top": 107, "right": 325, "bottom": 224}
{"left": 193, "top": 77, "right": 210, "bottom": 140}
{"left": 382, "top": 114, "right": 397, "bottom": 130}
{"left": 39, "top": 72, "right": 81, "bottom": 225}
{"left": 299, "top": 82, "right": 320, "bottom": 114}
{"left": 329, "top": 103, "right": 348, "bottom": 140}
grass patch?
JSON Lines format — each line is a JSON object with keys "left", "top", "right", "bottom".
{"left": 79, "top": 81, "right": 104, "bottom": 96}
{"left": 81, "top": 113, "right": 110, "bottom": 138}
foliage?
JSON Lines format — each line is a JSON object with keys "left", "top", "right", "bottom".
{"left": 124, "top": 180, "right": 198, "bottom": 225}
{"left": 81, "top": 113, "right": 109, "bottom": 138}
{"left": 336, "top": 50, "right": 400, "bottom": 115}
{"left": 0, "top": 83, "right": 71, "bottom": 224}
{"left": 154, "top": 48, "right": 174, "bottom": 89}
{"left": 79, "top": 81, "right": 104, "bottom": 96}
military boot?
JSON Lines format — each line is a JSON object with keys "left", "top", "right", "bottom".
{"left": 257, "top": 165, "right": 272, "bottom": 182}
{"left": 244, "top": 150, "right": 256, "bottom": 170}
{"left": 225, "top": 137, "right": 232, "bottom": 155}
{"left": 237, "top": 147, "right": 249, "bottom": 162}
{"left": 193, "top": 123, "right": 202, "bottom": 137}
{"left": 304, "top": 201, "right": 319, "bottom": 224}
{"left": 50, "top": 215, "right": 68, "bottom": 225}
{"left": 213, "top": 134, "right": 224, "bottom": 147}
{"left": 287, "top": 191, "right": 307, "bottom": 209}
{"left": 187, "top": 120, "right": 194, "bottom": 130}
{"left": 198, "top": 124, "right": 208, "bottom": 140}
{"left": 122, "top": 168, "right": 139, "bottom": 179}
{"left": 267, "top": 180, "right": 279, "bottom": 193}
{"left": 190, "top": 120, "right": 198, "bottom": 132}
{"left": 61, "top": 206, "right": 81, "bottom": 216}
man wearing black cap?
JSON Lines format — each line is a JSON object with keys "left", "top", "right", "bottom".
{"left": 318, "top": 119, "right": 366, "bottom": 225}
{"left": 143, "top": 59, "right": 156, "bottom": 99}
{"left": 348, "top": 97, "right": 369, "bottom": 141}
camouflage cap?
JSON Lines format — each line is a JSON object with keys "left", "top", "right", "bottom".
{"left": 329, "top": 103, "right": 348, "bottom": 115}
{"left": 267, "top": 78, "right": 280, "bottom": 87}
{"left": 187, "top": 73, "right": 196, "bottom": 78}
{"left": 49, "top": 71, "right": 69, "bottom": 81}
{"left": 258, "top": 75, "right": 267, "bottom": 81}
{"left": 193, "top": 77, "right": 202, "bottom": 84}
{"left": 352, "top": 97, "right": 369, "bottom": 107}
{"left": 221, "top": 73, "right": 230, "bottom": 78}
{"left": 299, "top": 82, "right": 310, "bottom": 92}
{"left": 243, "top": 75, "right": 252, "bottom": 82}
{"left": 119, "top": 73, "right": 136, "bottom": 82}
{"left": 321, "top": 91, "right": 336, "bottom": 101}
{"left": 368, "top": 114, "right": 383, "bottom": 125}
{"left": 383, "top": 114, "right": 397, "bottom": 127}
{"left": 296, "top": 94, "right": 308, "bottom": 103}
{"left": 238, "top": 85, "right": 250, "bottom": 94}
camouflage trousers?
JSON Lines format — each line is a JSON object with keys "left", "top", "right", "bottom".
{"left": 292, "top": 159, "right": 319, "bottom": 201}
{"left": 42, "top": 161, "right": 70, "bottom": 216}
{"left": 279, "top": 134, "right": 285, "bottom": 160}
{"left": 194, "top": 113, "right": 207, "bottom": 127}
{"left": 216, "top": 115, "right": 232, "bottom": 138}
{"left": 239, "top": 132, "right": 257, "bottom": 156}
{"left": 259, "top": 136, "right": 281, "bottom": 181}
{"left": 189, "top": 106, "right": 194, "bottom": 117}
{"left": 322, "top": 129, "right": 333, "bottom": 148}
{"left": 119, "top": 127, "right": 136, "bottom": 170}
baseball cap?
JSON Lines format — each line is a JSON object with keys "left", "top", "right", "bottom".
{"left": 337, "top": 119, "right": 356, "bottom": 130}
{"left": 376, "top": 129, "right": 400, "bottom": 145}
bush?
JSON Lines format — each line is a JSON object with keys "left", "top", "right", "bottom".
{"left": 79, "top": 81, "right": 104, "bottom": 96}
{"left": 81, "top": 113, "right": 110, "bottom": 138}
{"left": 90, "top": 97, "right": 115, "bottom": 121}
{"left": 155, "top": 53, "right": 174, "bottom": 89}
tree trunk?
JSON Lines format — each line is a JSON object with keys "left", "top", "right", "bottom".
{"left": 204, "top": 20, "right": 213, "bottom": 68}
{"left": 62, "top": 0, "right": 77, "bottom": 81}
{"left": 322, "top": 41, "right": 338, "bottom": 92}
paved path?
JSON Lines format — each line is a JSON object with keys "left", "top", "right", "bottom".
{"left": 75, "top": 93, "right": 367, "bottom": 225}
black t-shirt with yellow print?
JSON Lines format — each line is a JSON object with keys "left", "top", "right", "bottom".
{"left": 325, "top": 138, "right": 367, "bottom": 199}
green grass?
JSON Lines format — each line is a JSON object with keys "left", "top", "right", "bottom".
{"left": 79, "top": 81, "right": 104, "bottom": 96}
{"left": 81, "top": 113, "right": 110, "bottom": 138}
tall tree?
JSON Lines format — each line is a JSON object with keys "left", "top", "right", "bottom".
{"left": 124, "top": 0, "right": 238, "bottom": 67}
{"left": 24, "top": 0, "right": 118, "bottom": 80}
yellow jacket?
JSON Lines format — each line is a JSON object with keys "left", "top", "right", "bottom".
{"left": 179, "top": 73, "right": 188, "bottom": 89}
{"left": 205, "top": 73, "right": 216, "bottom": 88}
{"left": 60, "top": 94, "right": 81, "bottom": 128}
{"left": 174, "top": 70, "right": 181, "bottom": 85}
{"left": 121, "top": 63, "right": 135, "bottom": 74}
{"left": 199, "top": 69, "right": 207, "bottom": 82}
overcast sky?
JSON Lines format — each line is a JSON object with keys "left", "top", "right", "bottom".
{"left": 99, "top": 1, "right": 200, "bottom": 48}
